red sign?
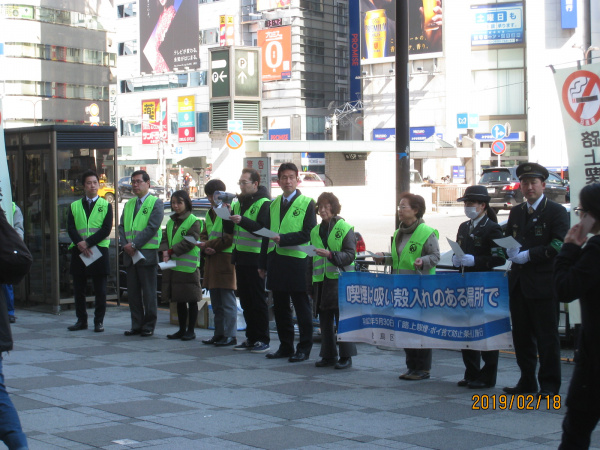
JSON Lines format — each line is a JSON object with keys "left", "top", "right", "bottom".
{"left": 562, "top": 70, "right": 600, "bottom": 126}
{"left": 141, "top": 98, "right": 168, "bottom": 145}
{"left": 226, "top": 132, "right": 243, "bottom": 149}
{"left": 258, "top": 26, "right": 291, "bottom": 82}
{"left": 491, "top": 139, "right": 507, "bottom": 155}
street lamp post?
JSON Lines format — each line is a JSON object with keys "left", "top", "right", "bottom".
{"left": 20, "top": 97, "right": 48, "bottom": 125}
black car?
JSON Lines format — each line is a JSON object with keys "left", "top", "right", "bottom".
{"left": 478, "top": 167, "right": 568, "bottom": 212}
{"left": 118, "top": 198, "right": 211, "bottom": 303}
{"left": 117, "top": 177, "right": 165, "bottom": 202}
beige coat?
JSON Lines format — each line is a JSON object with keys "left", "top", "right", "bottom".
{"left": 200, "top": 209, "right": 237, "bottom": 290}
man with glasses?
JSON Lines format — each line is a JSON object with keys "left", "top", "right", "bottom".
{"left": 119, "top": 170, "right": 164, "bottom": 337}
{"left": 229, "top": 168, "right": 272, "bottom": 353}
{"left": 503, "top": 162, "right": 569, "bottom": 397}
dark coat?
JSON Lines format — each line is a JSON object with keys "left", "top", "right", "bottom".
{"left": 505, "top": 197, "right": 569, "bottom": 298}
{"left": 311, "top": 216, "right": 356, "bottom": 311}
{"left": 200, "top": 209, "right": 236, "bottom": 290}
{"left": 260, "top": 190, "right": 317, "bottom": 292}
{"left": 554, "top": 236, "right": 600, "bottom": 410}
{"left": 67, "top": 198, "right": 113, "bottom": 276}
{"left": 231, "top": 185, "right": 271, "bottom": 267}
{"left": 0, "top": 284, "right": 12, "bottom": 353}
{"left": 456, "top": 215, "right": 505, "bottom": 272}
{"left": 159, "top": 211, "right": 202, "bottom": 303}
{"left": 118, "top": 196, "right": 164, "bottom": 266}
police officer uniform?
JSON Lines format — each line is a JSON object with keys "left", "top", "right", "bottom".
{"left": 455, "top": 185, "right": 505, "bottom": 388}
{"left": 503, "top": 163, "right": 569, "bottom": 396}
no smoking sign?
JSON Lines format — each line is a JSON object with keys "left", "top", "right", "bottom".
{"left": 562, "top": 70, "right": 600, "bottom": 126}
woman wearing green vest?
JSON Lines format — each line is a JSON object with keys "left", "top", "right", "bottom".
{"left": 160, "top": 190, "right": 202, "bottom": 341}
{"left": 311, "top": 193, "right": 357, "bottom": 370}
{"left": 377, "top": 193, "right": 440, "bottom": 380}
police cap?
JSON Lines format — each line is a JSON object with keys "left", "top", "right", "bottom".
{"left": 457, "top": 185, "right": 491, "bottom": 203}
{"left": 516, "top": 162, "right": 549, "bottom": 181}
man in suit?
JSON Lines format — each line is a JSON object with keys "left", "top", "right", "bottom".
{"left": 67, "top": 170, "right": 113, "bottom": 333}
{"left": 119, "top": 170, "right": 164, "bottom": 337}
{"left": 259, "top": 163, "right": 316, "bottom": 362}
{"left": 503, "top": 162, "right": 569, "bottom": 397}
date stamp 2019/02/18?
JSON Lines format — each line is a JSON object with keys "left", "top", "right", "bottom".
{"left": 472, "top": 394, "right": 562, "bottom": 411}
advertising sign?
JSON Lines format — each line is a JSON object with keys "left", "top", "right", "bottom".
{"left": 409, "top": 126, "right": 435, "bottom": 142}
{"left": 561, "top": 0, "right": 577, "bottom": 29}
{"left": 256, "top": 0, "right": 290, "bottom": 12}
{"left": 301, "top": 152, "right": 326, "bottom": 165}
{"left": 109, "top": 85, "right": 118, "bottom": 128}
{"left": 219, "top": 15, "right": 235, "bottom": 46}
{"left": 177, "top": 95, "right": 195, "bottom": 143}
{"left": 142, "top": 98, "right": 168, "bottom": 145}
{"left": 139, "top": 0, "right": 200, "bottom": 73}
{"left": 471, "top": 2, "right": 524, "bottom": 46}
{"left": 268, "top": 129, "right": 290, "bottom": 140}
{"left": 348, "top": 0, "right": 361, "bottom": 102}
{"left": 258, "top": 27, "right": 291, "bottom": 82}
{"left": 338, "top": 272, "right": 513, "bottom": 351}
{"left": 373, "top": 128, "right": 395, "bottom": 141}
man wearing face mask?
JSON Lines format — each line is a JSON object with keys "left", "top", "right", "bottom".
{"left": 453, "top": 185, "right": 506, "bottom": 388}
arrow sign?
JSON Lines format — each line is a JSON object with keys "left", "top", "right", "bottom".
{"left": 238, "top": 71, "right": 247, "bottom": 83}
{"left": 490, "top": 124, "right": 506, "bottom": 140}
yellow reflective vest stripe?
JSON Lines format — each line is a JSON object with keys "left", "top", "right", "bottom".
{"left": 205, "top": 209, "right": 233, "bottom": 254}
{"left": 311, "top": 219, "right": 355, "bottom": 282}
{"left": 68, "top": 198, "right": 110, "bottom": 249}
{"left": 123, "top": 196, "right": 162, "bottom": 249}
{"left": 166, "top": 214, "right": 200, "bottom": 273}
{"left": 391, "top": 223, "right": 438, "bottom": 274}
{"left": 232, "top": 197, "right": 269, "bottom": 253}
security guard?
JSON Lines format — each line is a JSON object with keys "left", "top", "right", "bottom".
{"left": 67, "top": 170, "right": 113, "bottom": 332}
{"left": 453, "top": 185, "right": 506, "bottom": 388}
{"left": 503, "top": 162, "right": 569, "bottom": 397}
{"left": 260, "top": 162, "right": 316, "bottom": 363}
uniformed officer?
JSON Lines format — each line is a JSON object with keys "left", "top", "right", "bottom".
{"left": 453, "top": 185, "right": 506, "bottom": 388}
{"left": 67, "top": 170, "right": 113, "bottom": 332}
{"left": 503, "top": 162, "right": 569, "bottom": 397}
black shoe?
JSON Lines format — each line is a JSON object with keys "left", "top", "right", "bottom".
{"left": 289, "top": 352, "right": 309, "bottom": 363}
{"left": 181, "top": 332, "right": 196, "bottom": 341}
{"left": 399, "top": 370, "right": 414, "bottom": 380}
{"left": 94, "top": 323, "right": 104, "bottom": 333}
{"left": 214, "top": 337, "right": 237, "bottom": 346}
{"left": 468, "top": 380, "right": 494, "bottom": 389}
{"left": 457, "top": 379, "right": 471, "bottom": 387}
{"left": 315, "top": 358, "right": 337, "bottom": 367}
{"left": 503, "top": 384, "right": 537, "bottom": 395}
{"left": 8, "top": 316, "right": 15, "bottom": 324}
{"left": 167, "top": 330, "right": 185, "bottom": 340}
{"left": 68, "top": 322, "right": 88, "bottom": 331}
{"left": 335, "top": 357, "right": 352, "bottom": 370}
{"left": 124, "top": 329, "right": 142, "bottom": 336}
{"left": 140, "top": 330, "right": 154, "bottom": 337}
{"left": 202, "top": 335, "right": 223, "bottom": 345}
{"left": 266, "top": 350, "right": 294, "bottom": 359}
{"left": 403, "top": 370, "right": 430, "bottom": 380}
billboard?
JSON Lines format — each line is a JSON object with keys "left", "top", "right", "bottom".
{"left": 219, "top": 15, "right": 235, "bottom": 46}
{"left": 349, "top": 0, "right": 361, "bottom": 101}
{"left": 142, "top": 98, "right": 168, "bottom": 145}
{"left": 178, "top": 95, "right": 196, "bottom": 143}
{"left": 139, "top": 0, "right": 200, "bottom": 73}
{"left": 258, "top": 27, "right": 291, "bottom": 82}
{"left": 360, "top": 0, "right": 443, "bottom": 64}
{"left": 256, "top": 0, "right": 290, "bottom": 12}
{"left": 471, "top": 2, "right": 523, "bottom": 46}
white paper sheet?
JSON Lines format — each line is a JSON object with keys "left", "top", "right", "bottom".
{"left": 158, "top": 260, "right": 177, "bottom": 270}
{"left": 213, "top": 207, "right": 232, "bottom": 220}
{"left": 493, "top": 236, "right": 521, "bottom": 249}
{"left": 183, "top": 235, "right": 202, "bottom": 245}
{"left": 446, "top": 238, "right": 465, "bottom": 259}
{"left": 131, "top": 249, "right": 146, "bottom": 264}
{"left": 253, "top": 228, "right": 279, "bottom": 238}
{"left": 79, "top": 245, "right": 102, "bottom": 266}
{"left": 283, "top": 244, "right": 318, "bottom": 257}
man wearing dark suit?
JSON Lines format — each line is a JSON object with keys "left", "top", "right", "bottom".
{"left": 259, "top": 163, "right": 317, "bottom": 362}
{"left": 67, "top": 170, "right": 113, "bottom": 333}
{"left": 503, "top": 163, "right": 569, "bottom": 397}
{"left": 119, "top": 170, "right": 164, "bottom": 337}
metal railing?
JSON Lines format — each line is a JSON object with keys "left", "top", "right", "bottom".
{"left": 431, "top": 184, "right": 468, "bottom": 210}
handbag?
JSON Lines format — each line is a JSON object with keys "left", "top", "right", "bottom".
{"left": 0, "top": 206, "right": 32, "bottom": 285}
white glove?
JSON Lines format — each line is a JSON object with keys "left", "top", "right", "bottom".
{"left": 461, "top": 254, "right": 475, "bottom": 267}
{"left": 506, "top": 247, "right": 521, "bottom": 259}
{"left": 452, "top": 254, "right": 461, "bottom": 267}
{"left": 509, "top": 250, "right": 530, "bottom": 265}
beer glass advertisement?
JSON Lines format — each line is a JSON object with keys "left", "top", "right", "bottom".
{"left": 360, "top": 0, "right": 443, "bottom": 64}
{"left": 139, "top": 0, "right": 200, "bottom": 73}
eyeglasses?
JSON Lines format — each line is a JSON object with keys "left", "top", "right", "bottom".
{"left": 237, "top": 180, "right": 252, "bottom": 185}
{"left": 131, "top": 179, "right": 146, "bottom": 185}
{"left": 574, "top": 207, "right": 587, "bottom": 217}
{"left": 397, "top": 206, "right": 412, "bottom": 211}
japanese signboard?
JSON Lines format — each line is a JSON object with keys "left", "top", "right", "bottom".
{"left": 210, "top": 50, "right": 230, "bottom": 98}
{"left": 177, "top": 95, "right": 195, "bottom": 143}
{"left": 471, "top": 2, "right": 524, "bottom": 46}
{"left": 258, "top": 27, "right": 291, "bottom": 82}
{"left": 234, "top": 48, "right": 260, "bottom": 97}
{"left": 219, "top": 15, "right": 235, "bottom": 46}
{"left": 141, "top": 98, "right": 168, "bottom": 145}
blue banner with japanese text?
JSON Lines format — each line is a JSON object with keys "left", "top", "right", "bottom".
{"left": 338, "top": 271, "right": 513, "bottom": 351}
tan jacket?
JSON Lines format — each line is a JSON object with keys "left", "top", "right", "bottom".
{"left": 200, "top": 209, "right": 237, "bottom": 290}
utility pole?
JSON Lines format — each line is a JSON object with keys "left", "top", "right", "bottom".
{"left": 395, "top": 1, "right": 409, "bottom": 228}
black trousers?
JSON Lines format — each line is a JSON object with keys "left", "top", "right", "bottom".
{"left": 461, "top": 349, "right": 499, "bottom": 385}
{"left": 236, "top": 265, "right": 270, "bottom": 344}
{"left": 405, "top": 349, "right": 432, "bottom": 371}
{"left": 319, "top": 309, "right": 357, "bottom": 359}
{"left": 509, "top": 283, "right": 561, "bottom": 393}
{"left": 560, "top": 406, "right": 600, "bottom": 449}
{"left": 272, "top": 290, "right": 313, "bottom": 355}
{"left": 73, "top": 274, "right": 106, "bottom": 325}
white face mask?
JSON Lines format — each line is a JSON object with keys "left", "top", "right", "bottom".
{"left": 464, "top": 206, "right": 479, "bottom": 219}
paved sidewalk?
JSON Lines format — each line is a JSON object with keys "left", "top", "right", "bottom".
{"left": 3, "top": 305, "right": 595, "bottom": 450}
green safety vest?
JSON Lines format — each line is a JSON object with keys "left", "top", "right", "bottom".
{"left": 205, "top": 209, "right": 233, "bottom": 254}
{"left": 12, "top": 202, "right": 15, "bottom": 216}
{"left": 311, "top": 219, "right": 355, "bottom": 282}
{"left": 68, "top": 198, "right": 110, "bottom": 249}
{"left": 232, "top": 197, "right": 269, "bottom": 253}
{"left": 123, "top": 195, "right": 161, "bottom": 249}
{"left": 268, "top": 195, "right": 312, "bottom": 258}
{"left": 166, "top": 214, "right": 200, "bottom": 273}
{"left": 391, "top": 223, "right": 438, "bottom": 274}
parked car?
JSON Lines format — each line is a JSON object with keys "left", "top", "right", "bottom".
{"left": 97, "top": 184, "right": 115, "bottom": 203}
{"left": 117, "top": 177, "right": 165, "bottom": 202}
{"left": 270, "top": 171, "right": 326, "bottom": 188}
{"left": 118, "top": 198, "right": 211, "bottom": 303}
{"left": 478, "top": 167, "right": 568, "bottom": 212}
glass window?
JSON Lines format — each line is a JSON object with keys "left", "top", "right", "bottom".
{"left": 472, "top": 69, "right": 524, "bottom": 116}
{"left": 200, "top": 29, "right": 219, "bottom": 45}
{"left": 197, "top": 112, "right": 209, "bottom": 132}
